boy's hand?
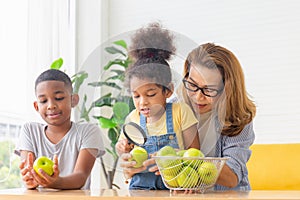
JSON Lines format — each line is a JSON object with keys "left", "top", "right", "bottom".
{"left": 31, "top": 155, "right": 60, "bottom": 188}
{"left": 19, "top": 152, "right": 38, "bottom": 189}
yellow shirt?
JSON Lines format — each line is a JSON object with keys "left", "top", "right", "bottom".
{"left": 120, "top": 102, "right": 198, "bottom": 149}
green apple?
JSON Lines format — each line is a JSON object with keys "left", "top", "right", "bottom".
{"left": 157, "top": 145, "right": 177, "bottom": 156}
{"left": 129, "top": 146, "right": 148, "bottom": 168}
{"left": 161, "top": 159, "right": 182, "bottom": 176}
{"left": 182, "top": 148, "right": 204, "bottom": 168}
{"left": 156, "top": 146, "right": 178, "bottom": 169}
{"left": 197, "top": 161, "right": 218, "bottom": 185}
{"left": 176, "top": 149, "right": 186, "bottom": 165}
{"left": 163, "top": 174, "right": 178, "bottom": 188}
{"left": 176, "top": 166, "right": 199, "bottom": 188}
{"left": 183, "top": 148, "right": 204, "bottom": 158}
{"left": 33, "top": 156, "right": 54, "bottom": 177}
{"left": 176, "top": 149, "right": 187, "bottom": 157}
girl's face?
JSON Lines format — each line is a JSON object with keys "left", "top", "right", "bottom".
{"left": 186, "top": 64, "right": 223, "bottom": 114}
{"left": 130, "top": 77, "right": 172, "bottom": 122}
{"left": 34, "top": 80, "right": 75, "bottom": 127}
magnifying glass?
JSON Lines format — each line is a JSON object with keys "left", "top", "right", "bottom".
{"left": 122, "top": 122, "right": 147, "bottom": 146}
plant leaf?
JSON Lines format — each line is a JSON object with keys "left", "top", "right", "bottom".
{"left": 113, "top": 40, "right": 127, "bottom": 49}
{"left": 92, "top": 93, "right": 113, "bottom": 107}
{"left": 108, "top": 128, "right": 119, "bottom": 144}
{"left": 104, "top": 59, "right": 128, "bottom": 70}
{"left": 72, "top": 71, "right": 88, "bottom": 94}
{"left": 79, "top": 94, "right": 90, "bottom": 122}
{"left": 113, "top": 102, "right": 130, "bottom": 122}
{"left": 105, "top": 148, "right": 114, "bottom": 156}
{"left": 50, "top": 58, "right": 63, "bottom": 69}
{"left": 111, "top": 69, "right": 125, "bottom": 75}
{"left": 98, "top": 117, "right": 117, "bottom": 129}
{"left": 105, "top": 46, "right": 126, "bottom": 57}
{"left": 105, "top": 75, "right": 124, "bottom": 82}
{"left": 102, "top": 69, "right": 125, "bottom": 82}
{"left": 88, "top": 81, "right": 122, "bottom": 90}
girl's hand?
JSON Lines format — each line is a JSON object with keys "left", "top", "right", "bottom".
{"left": 146, "top": 155, "right": 160, "bottom": 175}
{"left": 31, "top": 155, "right": 60, "bottom": 188}
{"left": 19, "top": 152, "right": 38, "bottom": 189}
{"left": 116, "top": 139, "right": 134, "bottom": 155}
{"left": 119, "top": 153, "right": 147, "bottom": 181}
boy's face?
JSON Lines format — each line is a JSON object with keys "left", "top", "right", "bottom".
{"left": 130, "top": 77, "right": 172, "bottom": 122}
{"left": 34, "top": 80, "right": 78, "bottom": 127}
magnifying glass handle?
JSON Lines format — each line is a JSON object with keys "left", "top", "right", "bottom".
{"left": 127, "top": 142, "right": 135, "bottom": 149}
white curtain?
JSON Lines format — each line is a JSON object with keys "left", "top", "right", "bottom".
{"left": 27, "top": 0, "right": 76, "bottom": 121}
{"left": 0, "top": 0, "right": 28, "bottom": 123}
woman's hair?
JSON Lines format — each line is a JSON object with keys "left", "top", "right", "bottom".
{"left": 124, "top": 22, "right": 176, "bottom": 92}
{"left": 182, "top": 43, "right": 256, "bottom": 136}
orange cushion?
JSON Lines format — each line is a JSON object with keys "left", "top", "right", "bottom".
{"left": 247, "top": 143, "right": 300, "bottom": 190}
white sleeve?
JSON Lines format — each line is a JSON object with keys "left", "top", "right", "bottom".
{"left": 16, "top": 122, "right": 36, "bottom": 153}
{"left": 80, "top": 123, "right": 106, "bottom": 157}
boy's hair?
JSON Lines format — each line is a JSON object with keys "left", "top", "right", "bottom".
{"left": 124, "top": 22, "right": 176, "bottom": 92}
{"left": 35, "top": 69, "right": 73, "bottom": 92}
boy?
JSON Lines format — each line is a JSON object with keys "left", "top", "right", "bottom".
{"left": 17, "top": 69, "right": 105, "bottom": 189}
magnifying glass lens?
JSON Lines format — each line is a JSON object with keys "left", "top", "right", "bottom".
{"left": 123, "top": 122, "right": 147, "bottom": 146}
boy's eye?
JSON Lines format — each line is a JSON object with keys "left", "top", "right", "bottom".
{"left": 39, "top": 99, "right": 47, "bottom": 104}
{"left": 147, "top": 93, "right": 156, "bottom": 97}
{"left": 55, "top": 97, "right": 65, "bottom": 101}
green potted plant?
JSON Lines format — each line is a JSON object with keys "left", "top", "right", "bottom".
{"left": 50, "top": 40, "right": 134, "bottom": 189}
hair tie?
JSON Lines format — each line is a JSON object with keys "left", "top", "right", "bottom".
{"left": 146, "top": 52, "right": 155, "bottom": 58}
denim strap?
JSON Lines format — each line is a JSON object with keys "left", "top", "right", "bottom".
{"left": 165, "top": 103, "right": 174, "bottom": 134}
{"left": 140, "top": 103, "right": 174, "bottom": 135}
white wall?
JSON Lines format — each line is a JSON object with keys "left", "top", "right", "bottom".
{"left": 106, "top": 0, "right": 300, "bottom": 144}
{"left": 76, "top": 0, "right": 300, "bottom": 189}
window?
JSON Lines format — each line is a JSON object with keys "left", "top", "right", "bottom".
{"left": 0, "top": 0, "right": 76, "bottom": 189}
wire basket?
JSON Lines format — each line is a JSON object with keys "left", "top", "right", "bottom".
{"left": 153, "top": 156, "right": 228, "bottom": 193}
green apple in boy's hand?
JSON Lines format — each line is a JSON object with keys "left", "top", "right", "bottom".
{"left": 197, "top": 162, "right": 218, "bottom": 185}
{"left": 33, "top": 156, "right": 54, "bottom": 177}
{"left": 129, "top": 146, "right": 148, "bottom": 168}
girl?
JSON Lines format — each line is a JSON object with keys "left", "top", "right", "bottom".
{"left": 116, "top": 22, "right": 200, "bottom": 190}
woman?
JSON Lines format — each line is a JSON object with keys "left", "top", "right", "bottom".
{"left": 179, "top": 43, "right": 256, "bottom": 190}
{"left": 120, "top": 43, "right": 256, "bottom": 191}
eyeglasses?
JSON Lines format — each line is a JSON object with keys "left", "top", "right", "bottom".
{"left": 182, "top": 79, "right": 221, "bottom": 97}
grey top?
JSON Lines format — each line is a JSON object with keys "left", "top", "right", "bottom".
{"left": 17, "top": 121, "right": 105, "bottom": 189}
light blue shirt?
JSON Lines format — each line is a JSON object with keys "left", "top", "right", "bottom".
{"left": 214, "top": 121, "right": 255, "bottom": 191}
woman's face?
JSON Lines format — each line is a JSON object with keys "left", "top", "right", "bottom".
{"left": 185, "top": 63, "right": 223, "bottom": 114}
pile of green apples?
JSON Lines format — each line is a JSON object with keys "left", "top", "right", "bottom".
{"left": 156, "top": 146, "right": 218, "bottom": 189}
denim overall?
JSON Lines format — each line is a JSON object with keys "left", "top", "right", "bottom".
{"left": 129, "top": 103, "right": 179, "bottom": 190}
